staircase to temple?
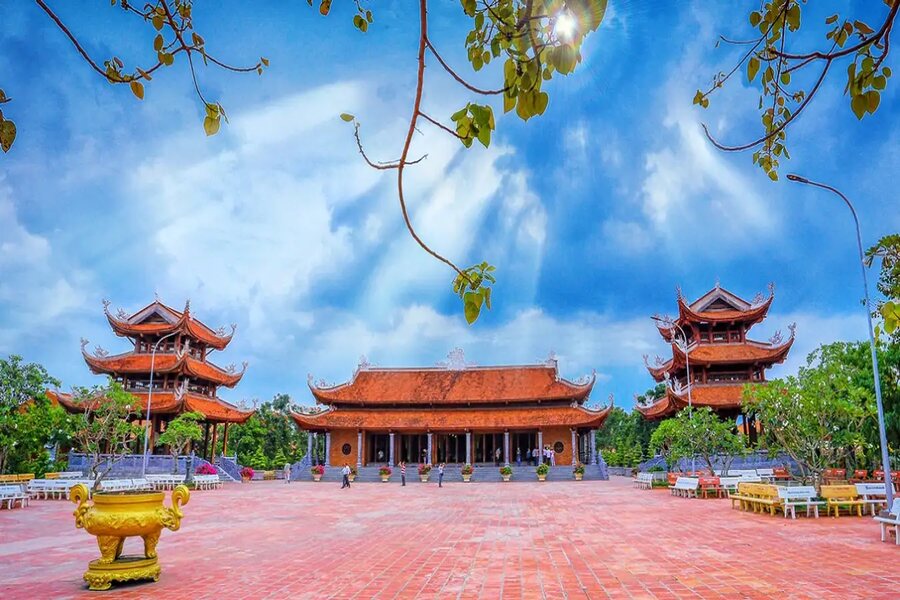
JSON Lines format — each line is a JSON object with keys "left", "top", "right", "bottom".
{"left": 291, "top": 464, "right": 608, "bottom": 483}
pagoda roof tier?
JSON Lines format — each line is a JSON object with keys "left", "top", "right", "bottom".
{"left": 290, "top": 403, "right": 612, "bottom": 432}
{"left": 636, "top": 383, "right": 746, "bottom": 420}
{"left": 81, "top": 345, "right": 246, "bottom": 388}
{"left": 645, "top": 333, "right": 794, "bottom": 382}
{"left": 308, "top": 363, "right": 595, "bottom": 406}
{"left": 48, "top": 389, "right": 254, "bottom": 424}
{"left": 659, "top": 285, "right": 774, "bottom": 334}
{"left": 104, "top": 299, "right": 235, "bottom": 350}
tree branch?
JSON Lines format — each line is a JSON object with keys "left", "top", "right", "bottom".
{"left": 420, "top": 112, "right": 464, "bottom": 139}
{"left": 426, "top": 40, "right": 508, "bottom": 95}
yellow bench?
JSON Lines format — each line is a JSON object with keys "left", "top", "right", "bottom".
{"left": 0, "top": 474, "right": 34, "bottom": 483}
{"left": 45, "top": 472, "right": 59, "bottom": 480}
{"left": 263, "top": 470, "right": 276, "bottom": 481}
{"left": 821, "top": 484, "right": 866, "bottom": 517}
{"left": 730, "top": 482, "right": 782, "bottom": 515}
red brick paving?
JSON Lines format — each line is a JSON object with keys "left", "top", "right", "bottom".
{"left": 0, "top": 477, "right": 897, "bottom": 599}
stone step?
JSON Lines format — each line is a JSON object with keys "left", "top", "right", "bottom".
{"left": 293, "top": 464, "right": 608, "bottom": 483}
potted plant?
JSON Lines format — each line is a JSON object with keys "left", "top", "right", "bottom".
{"left": 67, "top": 380, "right": 190, "bottom": 590}
{"left": 379, "top": 465, "right": 392, "bottom": 482}
{"left": 195, "top": 463, "right": 217, "bottom": 476}
{"left": 310, "top": 464, "right": 325, "bottom": 482}
{"left": 240, "top": 466, "right": 254, "bottom": 483}
{"left": 461, "top": 464, "right": 474, "bottom": 482}
{"left": 536, "top": 462, "right": 550, "bottom": 481}
{"left": 348, "top": 465, "right": 358, "bottom": 483}
{"left": 500, "top": 465, "right": 513, "bottom": 482}
{"left": 418, "top": 463, "right": 432, "bottom": 482}
{"left": 573, "top": 462, "right": 585, "bottom": 481}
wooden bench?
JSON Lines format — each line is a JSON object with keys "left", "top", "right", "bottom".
{"left": 669, "top": 477, "right": 699, "bottom": 498}
{"left": 823, "top": 468, "right": 847, "bottom": 485}
{"left": 0, "top": 484, "right": 29, "bottom": 509}
{"left": 777, "top": 486, "right": 824, "bottom": 519}
{"left": 772, "top": 467, "right": 791, "bottom": 481}
{"left": 874, "top": 499, "right": 900, "bottom": 545}
{"left": 821, "top": 484, "right": 866, "bottom": 517}
{"left": 698, "top": 477, "right": 723, "bottom": 499}
{"left": 730, "top": 482, "right": 781, "bottom": 515}
{"left": 0, "top": 473, "right": 34, "bottom": 483}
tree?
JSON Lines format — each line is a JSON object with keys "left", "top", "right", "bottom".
{"left": 155, "top": 411, "right": 204, "bottom": 472}
{"left": 743, "top": 343, "right": 878, "bottom": 484}
{"left": 0, "top": 355, "right": 66, "bottom": 474}
{"left": 867, "top": 234, "right": 900, "bottom": 339}
{"left": 665, "top": 408, "right": 745, "bottom": 474}
{"left": 69, "top": 379, "right": 142, "bottom": 491}
{"left": 648, "top": 419, "right": 680, "bottom": 467}
{"left": 697, "top": 1, "right": 898, "bottom": 180}
{"left": 1, "top": 0, "right": 611, "bottom": 322}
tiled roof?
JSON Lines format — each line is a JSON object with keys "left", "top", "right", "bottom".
{"left": 635, "top": 394, "right": 686, "bottom": 420}
{"left": 82, "top": 349, "right": 245, "bottom": 387}
{"left": 635, "top": 383, "right": 746, "bottom": 419}
{"left": 646, "top": 336, "right": 794, "bottom": 382}
{"left": 669, "top": 286, "right": 773, "bottom": 328}
{"left": 291, "top": 404, "right": 612, "bottom": 431}
{"left": 104, "top": 300, "right": 235, "bottom": 350}
{"left": 309, "top": 364, "right": 595, "bottom": 406}
{"left": 49, "top": 389, "right": 254, "bottom": 423}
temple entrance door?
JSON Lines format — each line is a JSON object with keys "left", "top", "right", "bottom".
{"left": 510, "top": 431, "right": 537, "bottom": 464}
{"left": 473, "top": 433, "right": 504, "bottom": 464}
{"left": 434, "top": 434, "right": 464, "bottom": 464}
{"left": 399, "top": 434, "right": 427, "bottom": 464}
{"left": 367, "top": 433, "right": 390, "bottom": 463}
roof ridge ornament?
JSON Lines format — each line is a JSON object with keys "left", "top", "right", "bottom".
{"left": 714, "top": 277, "right": 721, "bottom": 289}
{"left": 441, "top": 347, "right": 468, "bottom": 370}
{"left": 358, "top": 354, "right": 371, "bottom": 371}
{"left": 675, "top": 284, "right": 684, "bottom": 300}
{"left": 768, "top": 329, "right": 784, "bottom": 346}
{"left": 545, "top": 350, "right": 558, "bottom": 368}
{"left": 183, "top": 299, "right": 191, "bottom": 319}
{"left": 93, "top": 345, "right": 109, "bottom": 358}
{"left": 80, "top": 338, "right": 89, "bottom": 352}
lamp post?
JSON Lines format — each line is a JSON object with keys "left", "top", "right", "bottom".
{"left": 786, "top": 173, "right": 894, "bottom": 506}
{"left": 652, "top": 315, "right": 695, "bottom": 471}
{"left": 141, "top": 330, "right": 179, "bottom": 477}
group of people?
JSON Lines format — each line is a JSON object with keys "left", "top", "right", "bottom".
{"left": 514, "top": 446, "right": 557, "bottom": 466}
{"left": 338, "top": 461, "right": 447, "bottom": 488}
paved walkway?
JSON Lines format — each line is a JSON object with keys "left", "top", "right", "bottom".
{"left": 0, "top": 477, "right": 897, "bottom": 599}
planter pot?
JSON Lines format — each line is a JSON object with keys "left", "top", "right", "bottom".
{"left": 574, "top": 472, "right": 584, "bottom": 481}
{"left": 380, "top": 475, "right": 391, "bottom": 482}
{"left": 241, "top": 476, "right": 251, "bottom": 483}
{"left": 501, "top": 474, "right": 512, "bottom": 482}
{"left": 462, "top": 474, "right": 472, "bottom": 482}
{"left": 312, "top": 474, "right": 322, "bottom": 482}
{"left": 420, "top": 475, "right": 430, "bottom": 482}
{"left": 70, "top": 483, "right": 189, "bottom": 591}
{"left": 537, "top": 473, "right": 547, "bottom": 481}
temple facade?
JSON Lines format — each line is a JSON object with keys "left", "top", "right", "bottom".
{"left": 292, "top": 351, "right": 612, "bottom": 468}
{"left": 637, "top": 284, "right": 794, "bottom": 433}
{"left": 52, "top": 299, "right": 254, "bottom": 460}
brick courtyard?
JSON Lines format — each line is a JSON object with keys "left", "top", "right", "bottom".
{"left": 0, "top": 477, "right": 897, "bottom": 599}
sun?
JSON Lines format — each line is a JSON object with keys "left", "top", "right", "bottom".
{"left": 554, "top": 12, "right": 577, "bottom": 40}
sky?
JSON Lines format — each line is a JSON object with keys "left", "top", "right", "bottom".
{"left": 1, "top": 1, "right": 897, "bottom": 411}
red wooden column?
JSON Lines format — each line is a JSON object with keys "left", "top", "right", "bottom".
{"left": 209, "top": 423, "right": 219, "bottom": 461}
{"left": 222, "top": 423, "right": 230, "bottom": 456}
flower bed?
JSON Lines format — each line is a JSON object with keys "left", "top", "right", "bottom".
{"left": 196, "top": 463, "right": 218, "bottom": 475}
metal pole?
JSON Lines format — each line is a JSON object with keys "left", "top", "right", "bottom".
{"left": 787, "top": 174, "right": 893, "bottom": 506}
{"left": 141, "top": 330, "right": 179, "bottom": 477}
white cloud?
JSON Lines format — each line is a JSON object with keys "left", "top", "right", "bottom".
{"left": 0, "top": 178, "right": 50, "bottom": 268}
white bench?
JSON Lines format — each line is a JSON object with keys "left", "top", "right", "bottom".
{"left": 874, "top": 499, "right": 900, "bottom": 545}
{"left": 57, "top": 471, "right": 83, "bottom": 479}
{"left": 718, "top": 476, "right": 743, "bottom": 494}
{"left": 193, "top": 474, "right": 222, "bottom": 490}
{"left": 146, "top": 474, "right": 186, "bottom": 490}
{"left": 756, "top": 468, "right": 776, "bottom": 482}
{"left": 856, "top": 483, "right": 891, "bottom": 515}
{"left": 670, "top": 477, "right": 699, "bottom": 498}
{"left": 0, "top": 484, "right": 29, "bottom": 509}
{"left": 27, "top": 479, "right": 84, "bottom": 500}
{"left": 633, "top": 473, "right": 655, "bottom": 490}
{"left": 777, "top": 486, "right": 825, "bottom": 519}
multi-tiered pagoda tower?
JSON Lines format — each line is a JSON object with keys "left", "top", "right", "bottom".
{"left": 637, "top": 284, "right": 794, "bottom": 436}
{"left": 54, "top": 299, "right": 254, "bottom": 460}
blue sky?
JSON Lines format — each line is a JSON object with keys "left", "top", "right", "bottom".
{"left": 1, "top": 1, "right": 897, "bottom": 410}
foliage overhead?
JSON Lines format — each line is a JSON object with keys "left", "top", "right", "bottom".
{"left": 696, "top": 0, "right": 898, "bottom": 180}
{"left": 867, "top": 234, "right": 900, "bottom": 338}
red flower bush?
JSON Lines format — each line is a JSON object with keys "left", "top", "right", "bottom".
{"left": 379, "top": 466, "right": 392, "bottom": 476}
{"left": 240, "top": 466, "right": 255, "bottom": 479}
{"left": 310, "top": 464, "right": 325, "bottom": 476}
{"left": 196, "top": 463, "right": 218, "bottom": 475}
{"left": 418, "top": 463, "right": 432, "bottom": 475}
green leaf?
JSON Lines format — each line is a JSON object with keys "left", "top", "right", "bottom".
{"left": 152, "top": 15, "right": 164, "bottom": 30}
{"left": 503, "top": 92, "right": 515, "bottom": 114}
{"left": 483, "top": 286, "right": 492, "bottom": 310}
{"left": 153, "top": 34, "right": 164, "bottom": 52}
{"left": 319, "top": 0, "right": 332, "bottom": 16}
{"left": 340, "top": 113, "right": 355, "bottom": 122}
{"left": 534, "top": 91, "right": 549, "bottom": 115}
{"left": 747, "top": 56, "right": 760, "bottom": 82}
{"left": 851, "top": 94, "right": 867, "bottom": 119}
{"left": 865, "top": 90, "right": 880, "bottom": 113}
{"left": 825, "top": 14, "right": 839, "bottom": 25}
{"left": 749, "top": 11, "right": 761, "bottom": 27}
{"left": 203, "top": 116, "right": 220, "bottom": 136}
{"left": 463, "top": 292, "right": 482, "bottom": 324}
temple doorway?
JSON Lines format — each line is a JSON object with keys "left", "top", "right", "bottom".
{"left": 510, "top": 431, "right": 537, "bottom": 464}
{"left": 367, "top": 433, "right": 390, "bottom": 463}
{"left": 473, "top": 433, "right": 504, "bottom": 464}
{"left": 434, "top": 433, "right": 465, "bottom": 464}
{"left": 399, "top": 434, "right": 427, "bottom": 464}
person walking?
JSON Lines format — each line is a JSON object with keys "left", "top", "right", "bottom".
{"left": 550, "top": 447, "right": 556, "bottom": 466}
{"left": 532, "top": 447, "right": 539, "bottom": 466}
{"left": 516, "top": 447, "right": 522, "bottom": 466}
{"left": 283, "top": 462, "right": 291, "bottom": 484}
{"left": 438, "top": 463, "right": 444, "bottom": 487}
{"left": 341, "top": 463, "right": 351, "bottom": 489}
{"left": 494, "top": 447, "right": 501, "bottom": 466}
{"left": 400, "top": 461, "right": 407, "bottom": 486}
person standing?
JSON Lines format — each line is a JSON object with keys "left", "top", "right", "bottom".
{"left": 494, "top": 447, "right": 501, "bottom": 466}
{"left": 400, "top": 461, "right": 407, "bottom": 486}
{"left": 438, "top": 462, "right": 444, "bottom": 487}
{"left": 516, "top": 447, "right": 522, "bottom": 466}
{"left": 283, "top": 462, "right": 291, "bottom": 484}
{"left": 341, "top": 463, "right": 351, "bottom": 489}
{"left": 532, "top": 447, "right": 539, "bottom": 466}
{"left": 550, "top": 447, "right": 556, "bottom": 466}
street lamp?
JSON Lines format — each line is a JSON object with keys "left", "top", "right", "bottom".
{"left": 786, "top": 173, "right": 894, "bottom": 506}
{"left": 652, "top": 315, "right": 696, "bottom": 471}
{"left": 141, "top": 330, "right": 180, "bottom": 477}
